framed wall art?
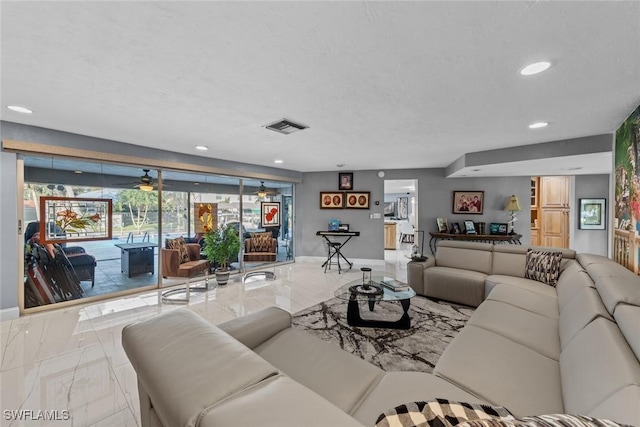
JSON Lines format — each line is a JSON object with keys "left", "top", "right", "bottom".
{"left": 579, "top": 198, "right": 606, "bottom": 230}
{"left": 339, "top": 172, "right": 353, "bottom": 191}
{"left": 261, "top": 202, "right": 281, "bottom": 227}
{"left": 195, "top": 203, "right": 218, "bottom": 233}
{"left": 452, "top": 191, "right": 484, "bottom": 214}
{"left": 39, "top": 197, "right": 112, "bottom": 244}
{"left": 464, "top": 220, "right": 477, "bottom": 234}
{"left": 397, "top": 196, "right": 409, "bottom": 219}
{"left": 345, "top": 192, "right": 370, "bottom": 209}
{"left": 320, "top": 192, "right": 344, "bottom": 209}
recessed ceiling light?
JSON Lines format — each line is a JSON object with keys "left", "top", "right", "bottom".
{"left": 274, "top": 159, "right": 284, "bottom": 164}
{"left": 193, "top": 182, "right": 199, "bottom": 185}
{"left": 7, "top": 105, "right": 33, "bottom": 114}
{"left": 337, "top": 164, "right": 345, "bottom": 168}
{"left": 520, "top": 61, "right": 551, "bottom": 76}
{"left": 472, "top": 169, "right": 482, "bottom": 172}
{"left": 195, "top": 145, "right": 209, "bottom": 151}
{"left": 529, "top": 122, "right": 549, "bottom": 129}
{"left": 74, "top": 170, "right": 83, "bottom": 174}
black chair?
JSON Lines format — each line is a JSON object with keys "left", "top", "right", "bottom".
{"left": 324, "top": 241, "right": 343, "bottom": 273}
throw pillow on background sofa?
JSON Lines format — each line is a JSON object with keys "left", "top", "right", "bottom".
{"left": 524, "top": 250, "right": 563, "bottom": 287}
{"left": 166, "top": 236, "right": 190, "bottom": 263}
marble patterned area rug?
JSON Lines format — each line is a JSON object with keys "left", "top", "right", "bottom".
{"left": 292, "top": 296, "right": 474, "bottom": 373}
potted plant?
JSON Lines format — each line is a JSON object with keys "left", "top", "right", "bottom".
{"left": 202, "top": 223, "right": 242, "bottom": 285}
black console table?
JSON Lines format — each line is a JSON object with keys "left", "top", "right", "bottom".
{"left": 316, "top": 231, "right": 360, "bottom": 273}
{"left": 114, "top": 242, "right": 156, "bottom": 277}
{"left": 428, "top": 232, "right": 522, "bottom": 255}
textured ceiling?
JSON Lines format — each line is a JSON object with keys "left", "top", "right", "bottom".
{"left": 2, "top": 1, "right": 639, "bottom": 173}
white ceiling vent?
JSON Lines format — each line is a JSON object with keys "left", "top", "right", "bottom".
{"left": 264, "top": 119, "right": 308, "bottom": 135}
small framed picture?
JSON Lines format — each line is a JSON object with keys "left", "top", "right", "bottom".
{"left": 345, "top": 192, "right": 370, "bottom": 209}
{"left": 464, "top": 220, "right": 477, "bottom": 234}
{"left": 320, "top": 192, "right": 344, "bottom": 209}
{"left": 452, "top": 191, "right": 484, "bottom": 214}
{"left": 436, "top": 217, "right": 449, "bottom": 233}
{"left": 489, "top": 222, "right": 508, "bottom": 235}
{"left": 451, "top": 222, "right": 461, "bottom": 234}
{"left": 339, "top": 172, "right": 354, "bottom": 191}
{"left": 579, "top": 198, "right": 606, "bottom": 230}
{"left": 338, "top": 223, "right": 350, "bottom": 231}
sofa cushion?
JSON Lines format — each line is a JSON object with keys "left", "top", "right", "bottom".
{"left": 559, "top": 317, "right": 640, "bottom": 416}
{"left": 434, "top": 325, "right": 563, "bottom": 416}
{"left": 485, "top": 275, "right": 558, "bottom": 299}
{"left": 468, "top": 300, "right": 560, "bottom": 360}
{"left": 254, "top": 328, "right": 383, "bottom": 414}
{"left": 558, "top": 287, "right": 612, "bottom": 350}
{"left": 352, "top": 373, "right": 487, "bottom": 426}
{"left": 374, "top": 399, "right": 514, "bottom": 427}
{"left": 166, "top": 236, "right": 190, "bottom": 263}
{"left": 556, "top": 268, "right": 594, "bottom": 311}
{"left": 436, "top": 241, "right": 493, "bottom": 275}
{"left": 424, "top": 267, "right": 487, "bottom": 307}
{"left": 491, "top": 245, "right": 529, "bottom": 278}
{"left": 524, "top": 250, "right": 563, "bottom": 287}
{"left": 586, "top": 385, "right": 640, "bottom": 427}
{"left": 199, "top": 375, "right": 366, "bottom": 427}
{"left": 485, "top": 284, "right": 558, "bottom": 319}
{"left": 590, "top": 265, "right": 640, "bottom": 315}
{"left": 613, "top": 304, "right": 640, "bottom": 361}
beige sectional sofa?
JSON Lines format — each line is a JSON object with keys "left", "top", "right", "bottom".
{"left": 122, "top": 242, "right": 640, "bottom": 427}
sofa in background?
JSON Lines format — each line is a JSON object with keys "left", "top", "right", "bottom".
{"left": 122, "top": 245, "right": 640, "bottom": 427}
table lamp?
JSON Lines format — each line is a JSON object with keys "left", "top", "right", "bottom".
{"left": 504, "top": 195, "right": 522, "bottom": 235}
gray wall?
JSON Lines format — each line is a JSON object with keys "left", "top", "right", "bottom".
{"left": 296, "top": 169, "right": 531, "bottom": 259}
{"left": 572, "top": 174, "right": 609, "bottom": 256}
{"left": 1, "top": 151, "right": 19, "bottom": 314}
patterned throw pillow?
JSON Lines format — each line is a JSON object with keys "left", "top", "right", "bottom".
{"left": 524, "top": 250, "right": 563, "bottom": 287}
{"left": 250, "top": 232, "right": 273, "bottom": 252}
{"left": 375, "top": 399, "right": 515, "bottom": 427}
{"left": 457, "top": 413, "right": 629, "bottom": 427}
{"left": 166, "top": 236, "right": 190, "bottom": 263}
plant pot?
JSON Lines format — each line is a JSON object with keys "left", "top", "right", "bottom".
{"left": 215, "top": 270, "right": 230, "bottom": 285}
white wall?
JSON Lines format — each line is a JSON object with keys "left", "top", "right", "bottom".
{"left": 0, "top": 151, "right": 19, "bottom": 318}
{"left": 296, "top": 169, "right": 531, "bottom": 259}
{"left": 572, "top": 174, "right": 610, "bottom": 256}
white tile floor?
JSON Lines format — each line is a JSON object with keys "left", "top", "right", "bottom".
{"left": 0, "top": 251, "right": 411, "bottom": 427}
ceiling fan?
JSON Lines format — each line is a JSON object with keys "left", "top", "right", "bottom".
{"left": 135, "top": 170, "right": 156, "bottom": 191}
{"left": 254, "top": 181, "right": 274, "bottom": 198}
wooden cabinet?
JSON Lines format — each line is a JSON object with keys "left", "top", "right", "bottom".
{"left": 541, "top": 209, "right": 569, "bottom": 248}
{"left": 530, "top": 228, "right": 539, "bottom": 246}
{"left": 541, "top": 176, "right": 569, "bottom": 208}
{"left": 538, "top": 176, "right": 570, "bottom": 248}
{"left": 530, "top": 177, "right": 539, "bottom": 208}
{"left": 384, "top": 223, "right": 396, "bottom": 250}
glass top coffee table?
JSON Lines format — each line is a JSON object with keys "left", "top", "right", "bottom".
{"left": 334, "top": 277, "right": 416, "bottom": 329}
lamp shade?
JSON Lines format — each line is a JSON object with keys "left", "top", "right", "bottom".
{"left": 139, "top": 184, "right": 154, "bottom": 192}
{"left": 504, "top": 195, "right": 522, "bottom": 212}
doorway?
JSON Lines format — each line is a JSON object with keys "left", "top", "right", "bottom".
{"left": 383, "top": 179, "right": 418, "bottom": 271}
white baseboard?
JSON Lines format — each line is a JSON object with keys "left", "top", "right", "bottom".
{"left": 0, "top": 306, "right": 19, "bottom": 321}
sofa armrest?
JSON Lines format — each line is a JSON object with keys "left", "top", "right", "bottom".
{"left": 407, "top": 258, "right": 435, "bottom": 294}
{"left": 161, "top": 248, "right": 181, "bottom": 277}
{"left": 122, "top": 309, "right": 278, "bottom": 427}
{"left": 218, "top": 306, "right": 292, "bottom": 349}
